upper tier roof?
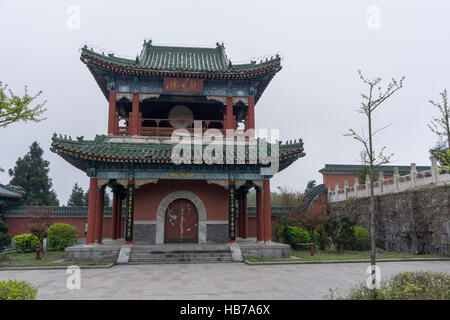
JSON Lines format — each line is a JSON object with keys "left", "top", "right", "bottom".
{"left": 81, "top": 40, "right": 281, "bottom": 75}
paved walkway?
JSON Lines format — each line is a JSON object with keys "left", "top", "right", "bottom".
{"left": 0, "top": 261, "right": 448, "bottom": 299}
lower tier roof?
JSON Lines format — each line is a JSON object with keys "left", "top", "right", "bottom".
{"left": 51, "top": 134, "right": 305, "bottom": 176}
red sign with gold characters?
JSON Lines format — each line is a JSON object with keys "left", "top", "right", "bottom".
{"left": 163, "top": 77, "right": 204, "bottom": 94}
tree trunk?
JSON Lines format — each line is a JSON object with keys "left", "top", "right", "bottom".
{"left": 368, "top": 112, "right": 377, "bottom": 297}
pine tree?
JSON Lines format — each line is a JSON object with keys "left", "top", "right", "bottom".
{"left": 83, "top": 188, "right": 111, "bottom": 207}
{"left": 8, "top": 141, "right": 59, "bottom": 206}
{"left": 67, "top": 183, "right": 85, "bottom": 206}
{"left": 83, "top": 190, "right": 89, "bottom": 206}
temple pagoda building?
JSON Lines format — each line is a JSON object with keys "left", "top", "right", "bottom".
{"left": 51, "top": 40, "right": 305, "bottom": 245}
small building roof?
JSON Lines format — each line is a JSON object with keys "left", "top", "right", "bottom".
{"left": 319, "top": 164, "right": 431, "bottom": 175}
{"left": 0, "top": 183, "right": 22, "bottom": 200}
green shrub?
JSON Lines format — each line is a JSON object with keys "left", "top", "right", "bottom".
{"left": 0, "top": 221, "right": 12, "bottom": 252}
{"left": 316, "top": 229, "right": 330, "bottom": 250}
{"left": 328, "top": 271, "right": 450, "bottom": 300}
{"left": 47, "top": 223, "right": 77, "bottom": 250}
{"left": 0, "top": 279, "right": 38, "bottom": 300}
{"left": 12, "top": 233, "right": 40, "bottom": 253}
{"left": 386, "top": 271, "right": 450, "bottom": 300}
{"left": 277, "top": 225, "right": 310, "bottom": 247}
{"left": 334, "top": 216, "right": 356, "bottom": 251}
{"left": 354, "top": 226, "right": 371, "bottom": 250}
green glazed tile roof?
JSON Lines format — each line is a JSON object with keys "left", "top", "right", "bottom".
{"left": 50, "top": 134, "right": 304, "bottom": 165}
{"left": 319, "top": 164, "right": 431, "bottom": 175}
{"left": 3, "top": 206, "right": 125, "bottom": 217}
{"left": 300, "top": 184, "right": 327, "bottom": 212}
{"left": 5, "top": 206, "right": 293, "bottom": 217}
{"left": 81, "top": 41, "right": 281, "bottom": 75}
{"left": 0, "top": 183, "right": 22, "bottom": 199}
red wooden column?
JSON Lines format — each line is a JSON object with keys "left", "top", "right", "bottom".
{"left": 129, "top": 93, "right": 140, "bottom": 136}
{"left": 225, "top": 96, "right": 233, "bottom": 131}
{"left": 108, "top": 91, "right": 117, "bottom": 135}
{"left": 111, "top": 191, "right": 119, "bottom": 240}
{"left": 263, "top": 179, "right": 272, "bottom": 242}
{"left": 116, "top": 195, "right": 123, "bottom": 238}
{"left": 256, "top": 186, "right": 264, "bottom": 242}
{"left": 247, "top": 96, "right": 255, "bottom": 129}
{"left": 86, "top": 178, "right": 98, "bottom": 244}
{"left": 242, "top": 191, "right": 248, "bottom": 239}
{"left": 95, "top": 186, "right": 105, "bottom": 244}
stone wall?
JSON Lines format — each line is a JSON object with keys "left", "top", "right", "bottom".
{"left": 329, "top": 185, "right": 450, "bottom": 255}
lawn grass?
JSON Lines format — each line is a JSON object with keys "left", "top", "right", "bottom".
{"left": 245, "top": 249, "right": 450, "bottom": 263}
{"left": 0, "top": 251, "right": 111, "bottom": 267}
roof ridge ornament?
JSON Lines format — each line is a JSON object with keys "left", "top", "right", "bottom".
{"left": 143, "top": 39, "right": 152, "bottom": 47}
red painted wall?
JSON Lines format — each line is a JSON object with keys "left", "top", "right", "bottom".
{"left": 241, "top": 216, "right": 281, "bottom": 238}
{"left": 4, "top": 215, "right": 284, "bottom": 239}
{"left": 134, "top": 179, "right": 229, "bottom": 221}
{"left": 323, "top": 173, "right": 393, "bottom": 190}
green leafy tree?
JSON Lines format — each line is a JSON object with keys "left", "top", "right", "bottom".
{"left": 0, "top": 82, "right": 46, "bottom": 128}
{"left": 67, "top": 183, "right": 85, "bottom": 206}
{"left": 8, "top": 142, "right": 59, "bottom": 206}
{"left": 432, "top": 149, "right": 450, "bottom": 173}
{"left": 344, "top": 70, "right": 404, "bottom": 295}
{"left": 0, "top": 82, "right": 46, "bottom": 172}
{"left": 0, "top": 221, "right": 12, "bottom": 252}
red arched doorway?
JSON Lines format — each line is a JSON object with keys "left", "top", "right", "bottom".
{"left": 164, "top": 198, "right": 198, "bottom": 243}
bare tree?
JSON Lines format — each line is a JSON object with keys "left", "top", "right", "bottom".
{"left": 428, "top": 89, "right": 450, "bottom": 149}
{"left": 345, "top": 70, "right": 404, "bottom": 294}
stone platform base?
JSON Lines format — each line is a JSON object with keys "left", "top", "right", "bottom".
{"left": 65, "top": 239, "right": 124, "bottom": 262}
{"left": 238, "top": 239, "right": 290, "bottom": 259}
{"left": 64, "top": 238, "right": 289, "bottom": 262}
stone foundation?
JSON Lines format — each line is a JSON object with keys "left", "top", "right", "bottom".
{"left": 134, "top": 223, "right": 156, "bottom": 244}
{"left": 206, "top": 223, "right": 228, "bottom": 243}
{"left": 329, "top": 185, "right": 450, "bottom": 255}
{"left": 239, "top": 241, "right": 290, "bottom": 259}
{"left": 65, "top": 243, "right": 121, "bottom": 262}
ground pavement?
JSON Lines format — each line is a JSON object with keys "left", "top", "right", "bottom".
{"left": 0, "top": 261, "right": 448, "bottom": 299}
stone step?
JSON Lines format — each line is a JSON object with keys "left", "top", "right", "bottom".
{"left": 127, "top": 260, "right": 234, "bottom": 265}
{"left": 130, "top": 253, "right": 231, "bottom": 259}
{"left": 127, "top": 245, "right": 233, "bottom": 264}
{"left": 128, "top": 256, "right": 233, "bottom": 263}
{"left": 130, "top": 250, "right": 230, "bottom": 255}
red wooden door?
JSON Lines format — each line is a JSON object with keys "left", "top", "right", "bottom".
{"left": 164, "top": 198, "right": 198, "bottom": 243}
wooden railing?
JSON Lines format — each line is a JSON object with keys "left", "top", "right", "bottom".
{"left": 139, "top": 118, "right": 224, "bottom": 136}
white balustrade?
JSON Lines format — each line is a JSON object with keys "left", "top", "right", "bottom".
{"left": 327, "top": 158, "right": 450, "bottom": 202}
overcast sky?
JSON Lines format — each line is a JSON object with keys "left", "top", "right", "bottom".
{"left": 1, "top": 0, "right": 449, "bottom": 204}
